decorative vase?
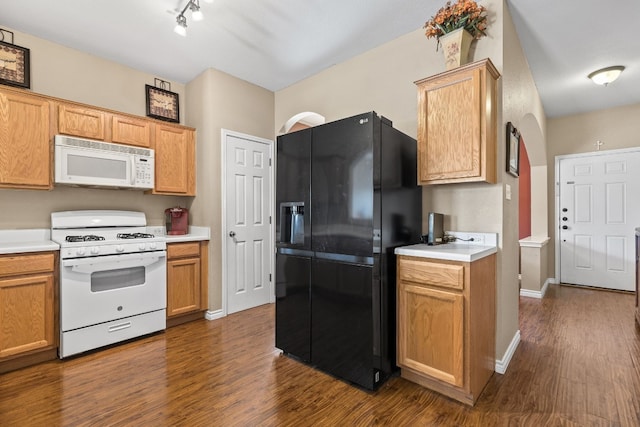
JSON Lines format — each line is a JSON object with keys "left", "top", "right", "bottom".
{"left": 439, "top": 27, "right": 473, "bottom": 70}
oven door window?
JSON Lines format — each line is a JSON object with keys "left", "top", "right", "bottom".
{"left": 91, "top": 266, "right": 145, "bottom": 292}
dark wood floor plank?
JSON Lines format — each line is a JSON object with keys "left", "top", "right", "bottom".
{"left": 0, "top": 284, "right": 639, "bottom": 426}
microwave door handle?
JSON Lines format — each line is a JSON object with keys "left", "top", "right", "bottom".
{"left": 131, "top": 158, "right": 136, "bottom": 186}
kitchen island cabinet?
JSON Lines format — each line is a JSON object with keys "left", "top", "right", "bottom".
{"left": 0, "top": 251, "right": 57, "bottom": 373}
{"left": 0, "top": 87, "right": 52, "bottom": 190}
{"left": 166, "top": 241, "right": 208, "bottom": 327}
{"left": 396, "top": 250, "right": 496, "bottom": 405}
{"left": 415, "top": 58, "right": 499, "bottom": 185}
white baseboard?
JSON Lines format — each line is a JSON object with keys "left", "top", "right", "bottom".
{"left": 205, "top": 309, "right": 225, "bottom": 321}
{"left": 520, "top": 288, "right": 542, "bottom": 299}
{"left": 519, "top": 278, "right": 554, "bottom": 299}
{"left": 495, "top": 330, "right": 520, "bottom": 374}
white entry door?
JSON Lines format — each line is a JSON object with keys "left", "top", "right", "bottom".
{"left": 558, "top": 149, "right": 640, "bottom": 291}
{"left": 224, "top": 131, "right": 273, "bottom": 313}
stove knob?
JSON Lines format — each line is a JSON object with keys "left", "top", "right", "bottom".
{"left": 138, "top": 243, "right": 147, "bottom": 251}
{"left": 76, "top": 247, "right": 86, "bottom": 256}
{"left": 115, "top": 245, "right": 125, "bottom": 253}
{"left": 149, "top": 242, "right": 157, "bottom": 250}
{"left": 90, "top": 246, "right": 100, "bottom": 255}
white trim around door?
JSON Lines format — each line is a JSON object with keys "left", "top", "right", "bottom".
{"left": 221, "top": 129, "right": 275, "bottom": 317}
{"left": 555, "top": 147, "right": 640, "bottom": 290}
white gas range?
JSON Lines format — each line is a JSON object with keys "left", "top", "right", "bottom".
{"left": 51, "top": 210, "right": 167, "bottom": 358}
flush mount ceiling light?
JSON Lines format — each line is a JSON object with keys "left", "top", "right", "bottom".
{"left": 587, "top": 66, "right": 625, "bottom": 86}
{"left": 174, "top": 0, "right": 206, "bottom": 36}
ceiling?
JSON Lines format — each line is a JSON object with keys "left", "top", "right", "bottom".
{"left": 1, "top": 0, "right": 638, "bottom": 118}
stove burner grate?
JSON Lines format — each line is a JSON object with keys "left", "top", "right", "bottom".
{"left": 65, "top": 235, "right": 106, "bottom": 242}
{"left": 117, "top": 232, "right": 155, "bottom": 239}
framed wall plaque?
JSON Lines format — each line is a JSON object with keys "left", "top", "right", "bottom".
{"left": 506, "top": 121, "right": 520, "bottom": 177}
{"left": 145, "top": 84, "right": 179, "bottom": 123}
{"left": 0, "top": 40, "right": 30, "bottom": 89}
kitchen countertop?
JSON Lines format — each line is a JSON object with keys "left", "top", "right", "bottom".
{"left": 0, "top": 226, "right": 211, "bottom": 255}
{"left": 148, "top": 226, "right": 211, "bottom": 243}
{"left": 395, "top": 231, "right": 498, "bottom": 262}
{"left": 0, "top": 229, "right": 60, "bottom": 255}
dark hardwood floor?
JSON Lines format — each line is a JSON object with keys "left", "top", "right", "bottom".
{"left": 1, "top": 284, "right": 639, "bottom": 426}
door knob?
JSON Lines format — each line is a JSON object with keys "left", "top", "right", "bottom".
{"left": 562, "top": 225, "right": 568, "bottom": 230}
{"left": 229, "top": 231, "right": 236, "bottom": 237}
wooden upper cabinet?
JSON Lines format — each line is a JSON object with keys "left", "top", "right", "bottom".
{"left": 0, "top": 88, "right": 52, "bottom": 189}
{"left": 0, "top": 86, "right": 196, "bottom": 194}
{"left": 57, "top": 104, "right": 106, "bottom": 140}
{"left": 415, "top": 58, "right": 499, "bottom": 185}
{"left": 111, "top": 114, "right": 151, "bottom": 148}
{"left": 58, "top": 104, "right": 151, "bottom": 148}
{"left": 152, "top": 123, "right": 196, "bottom": 196}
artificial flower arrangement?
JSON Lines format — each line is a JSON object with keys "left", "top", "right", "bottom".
{"left": 424, "top": 0, "right": 488, "bottom": 49}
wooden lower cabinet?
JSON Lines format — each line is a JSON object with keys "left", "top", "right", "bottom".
{"left": 166, "top": 241, "right": 208, "bottom": 327}
{"left": 397, "top": 254, "right": 496, "bottom": 405}
{"left": 0, "top": 252, "right": 58, "bottom": 373}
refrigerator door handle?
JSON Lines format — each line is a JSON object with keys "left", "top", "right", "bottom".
{"left": 277, "top": 247, "right": 314, "bottom": 257}
{"left": 315, "top": 252, "right": 374, "bottom": 265}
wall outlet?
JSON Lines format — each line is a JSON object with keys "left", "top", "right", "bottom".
{"left": 445, "top": 231, "right": 486, "bottom": 245}
{"left": 464, "top": 233, "right": 485, "bottom": 245}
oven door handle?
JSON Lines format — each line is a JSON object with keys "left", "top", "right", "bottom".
{"left": 62, "top": 251, "right": 166, "bottom": 274}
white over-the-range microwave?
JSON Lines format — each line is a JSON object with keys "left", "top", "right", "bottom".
{"left": 54, "top": 135, "right": 155, "bottom": 190}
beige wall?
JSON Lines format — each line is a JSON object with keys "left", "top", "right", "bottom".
{"left": 520, "top": 242, "right": 549, "bottom": 293}
{"left": 502, "top": 0, "right": 548, "bottom": 250}
{"left": 186, "top": 68, "right": 274, "bottom": 312}
{"left": 274, "top": 0, "right": 535, "bottom": 362}
{"left": 1, "top": 26, "right": 187, "bottom": 121}
{"left": 0, "top": 26, "right": 188, "bottom": 229}
{"left": 546, "top": 102, "right": 640, "bottom": 280}
{"left": 497, "top": 5, "right": 546, "bottom": 354}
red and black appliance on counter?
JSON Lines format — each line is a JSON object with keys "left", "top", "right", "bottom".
{"left": 165, "top": 207, "right": 189, "bottom": 235}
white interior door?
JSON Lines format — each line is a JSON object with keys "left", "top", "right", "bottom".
{"left": 558, "top": 150, "right": 640, "bottom": 291}
{"left": 224, "top": 132, "right": 273, "bottom": 314}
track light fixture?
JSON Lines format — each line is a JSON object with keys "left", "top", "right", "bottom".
{"left": 174, "top": 0, "right": 205, "bottom": 36}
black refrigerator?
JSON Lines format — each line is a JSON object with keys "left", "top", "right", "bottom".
{"left": 275, "top": 111, "right": 421, "bottom": 390}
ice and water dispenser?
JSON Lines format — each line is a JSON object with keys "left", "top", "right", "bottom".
{"left": 279, "top": 202, "right": 305, "bottom": 245}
